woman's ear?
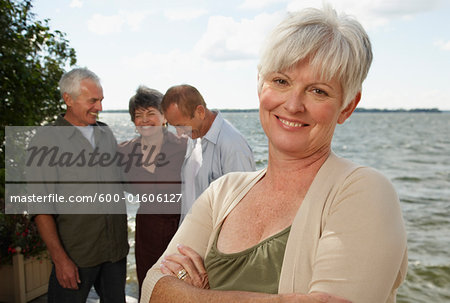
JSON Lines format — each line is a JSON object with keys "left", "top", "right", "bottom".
{"left": 338, "top": 92, "right": 361, "bottom": 124}
{"left": 257, "top": 75, "right": 261, "bottom": 97}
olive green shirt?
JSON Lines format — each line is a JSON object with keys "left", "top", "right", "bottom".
{"left": 205, "top": 225, "right": 290, "bottom": 293}
{"left": 29, "top": 115, "right": 129, "bottom": 267}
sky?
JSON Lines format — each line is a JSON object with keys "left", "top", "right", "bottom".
{"left": 32, "top": 0, "right": 450, "bottom": 110}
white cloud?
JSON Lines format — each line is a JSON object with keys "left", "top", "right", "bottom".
{"left": 194, "top": 12, "right": 284, "bottom": 61}
{"left": 121, "top": 49, "right": 252, "bottom": 82}
{"left": 123, "top": 11, "right": 149, "bottom": 31}
{"left": 239, "top": 0, "right": 288, "bottom": 10}
{"left": 287, "top": 0, "right": 442, "bottom": 29}
{"left": 164, "top": 8, "right": 208, "bottom": 21}
{"left": 87, "top": 11, "right": 151, "bottom": 35}
{"left": 88, "top": 14, "right": 124, "bottom": 35}
{"left": 119, "top": 50, "right": 259, "bottom": 109}
{"left": 363, "top": 0, "right": 441, "bottom": 16}
{"left": 69, "top": 0, "right": 83, "bottom": 8}
{"left": 435, "top": 40, "right": 450, "bottom": 51}
{"left": 121, "top": 50, "right": 199, "bottom": 79}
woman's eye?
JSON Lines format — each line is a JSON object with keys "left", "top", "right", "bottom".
{"left": 273, "top": 78, "right": 288, "bottom": 85}
{"left": 312, "top": 88, "right": 328, "bottom": 96}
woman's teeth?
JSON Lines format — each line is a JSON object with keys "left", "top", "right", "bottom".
{"left": 279, "top": 117, "right": 304, "bottom": 127}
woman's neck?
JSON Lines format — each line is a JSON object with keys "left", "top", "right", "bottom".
{"left": 140, "top": 129, "right": 164, "bottom": 149}
{"left": 139, "top": 130, "right": 165, "bottom": 173}
{"left": 264, "top": 145, "right": 331, "bottom": 191}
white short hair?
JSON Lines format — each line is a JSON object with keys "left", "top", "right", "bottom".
{"left": 59, "top": 67, "right": 101, "bottom": 99}
{"left": 257, "top": 5, "right": 372, "bottom": 108}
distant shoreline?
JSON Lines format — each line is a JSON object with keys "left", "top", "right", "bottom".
{"left": 102, "top": 108, "right": 443, "bottom": 113}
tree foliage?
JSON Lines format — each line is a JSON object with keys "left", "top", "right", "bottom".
{"left": 0, "top": 0, "right": 77, "bottom": 198}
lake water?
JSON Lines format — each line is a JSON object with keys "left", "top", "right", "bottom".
{"left": 101, "top": 111, "right": 450, "bottom": 302}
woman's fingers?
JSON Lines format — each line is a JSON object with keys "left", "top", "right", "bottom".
{"left": 176, "top": 244, "right": 210, "bottom": 289}
{"left": 162, "top": 256, "right": 206, "bottom": 288}
{"left": 160, "top": 263, "right": 173, "bottom": 275}
{"left": 177, "top": 244, "right": 208, "bottom": 275}
{"left": 161, "top": 245, "right": 209, "bottom": 289}
{"left": 164, "top": 253, "right": 197, "bottom": 276}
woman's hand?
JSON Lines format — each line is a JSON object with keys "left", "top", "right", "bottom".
{"left": 160, "top": 244, "right": 210, "bottom": 289}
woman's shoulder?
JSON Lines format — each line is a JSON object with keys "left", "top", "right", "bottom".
{"left": 164, "top": 130, "right": 188, "bottom": 145}
{"left": 162, "top": 131, "right": 187, "bottom": 159}
{"left": 318, "top": 153, "right": 398, "bottom": 204}
{"left": 322, "top": 154, "right": 399, "bottom": 213}
{"left": 329, "top": 153, "right": 394, "bottom": 187}
{"left": 324, "top": 152, "right": 390, "bottom": 183}
{"left": 345, "top": 165, "right": 397, "bottom": 196}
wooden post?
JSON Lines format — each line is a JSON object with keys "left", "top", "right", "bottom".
{"left": 12, "top": 247, "right": 26, "bottom": 303}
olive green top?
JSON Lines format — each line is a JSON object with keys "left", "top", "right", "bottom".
{"left": 204, "top": 225, "right": 291, "bottom": 294}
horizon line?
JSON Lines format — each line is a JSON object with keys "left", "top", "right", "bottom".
{"left": 101, "top": 107, "right": 447, "bottom": 113}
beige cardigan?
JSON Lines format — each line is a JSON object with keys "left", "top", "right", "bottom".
{"left": 141, "top": 152, "right": 408, "bottom": 303}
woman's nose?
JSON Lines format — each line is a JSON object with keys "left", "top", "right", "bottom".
{"left": 283, "top": 90, "right": 305, "bottom": 113}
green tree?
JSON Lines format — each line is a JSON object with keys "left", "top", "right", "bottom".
{"left": 0, "top": 0, "right": 77, "bottom": 199}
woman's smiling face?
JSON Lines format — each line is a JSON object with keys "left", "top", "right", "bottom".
{"left": 134, "top": 107, "right": 166, "bottom": 137}
{"left": 259, "top": 59, "right": 358, "bottom": 159}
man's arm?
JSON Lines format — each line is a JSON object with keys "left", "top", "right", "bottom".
{"left": 35, "top": 214, "right": 80, "bottom": 289}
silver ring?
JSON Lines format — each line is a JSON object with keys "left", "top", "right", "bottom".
{"left": 177, "top": 268, "right": 187, "bottom": 280}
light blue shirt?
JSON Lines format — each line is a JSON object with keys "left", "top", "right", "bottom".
{"left": 181, "top": 111, "right": 255, "bottom": 221}
{"left": 74, "top": 125, "right": 95, "bottom": 148}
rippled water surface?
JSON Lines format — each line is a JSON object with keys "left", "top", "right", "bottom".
{"left": 102, "top": 112, "right": 450, "bottom": 302}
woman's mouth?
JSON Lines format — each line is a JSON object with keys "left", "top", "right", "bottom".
{"left": 276, "top": 116, "right": 309, "bottom": 128}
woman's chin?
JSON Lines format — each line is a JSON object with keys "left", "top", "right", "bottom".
{"left": 136, "top": 126, "right": 163, "bottom": 136}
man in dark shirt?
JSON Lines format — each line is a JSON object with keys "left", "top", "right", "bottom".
{"left": 32, "top": 68, "right": 128, "bottom": 302}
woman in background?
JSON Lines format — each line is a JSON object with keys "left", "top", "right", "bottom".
{"left": 118, "top": 86, "right": 186, "bottom": 298}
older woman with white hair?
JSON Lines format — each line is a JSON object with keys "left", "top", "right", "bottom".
{"left": 140, "top": 6, "right": 407, "bottom": 303}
